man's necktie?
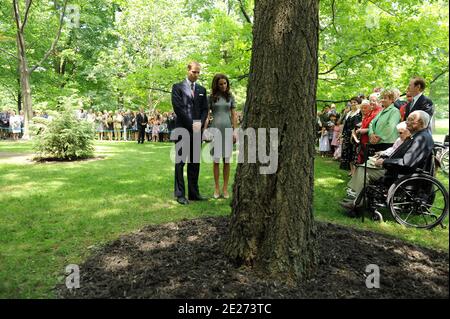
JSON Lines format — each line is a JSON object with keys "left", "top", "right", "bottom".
{"left": 411, "top": 96, "right": 419, "bottom": 111}
{"left": 190, "top": 83, "right": 195, "bottom": 97}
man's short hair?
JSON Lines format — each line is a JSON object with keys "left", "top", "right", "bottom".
{"left": 410, "top": 110, "right": 430, "bottom": 128}
{"left": 412, "top": 77, "right": 426, "bottom": 91}
{"left": 187, "top": 61, "right": 201, "bottom": 70}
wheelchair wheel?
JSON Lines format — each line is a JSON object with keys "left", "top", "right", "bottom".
{"left": 440, "top": 149, "right": 449, "bottom": 175}
{"left": 388, "top": 174, "right": 449, "bottom": 229}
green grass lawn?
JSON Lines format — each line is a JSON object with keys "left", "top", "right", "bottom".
{"left": 0, "top": 140, "right": 448, "bottom": 298}
{"left": 434, "top": 119, "right": 449, "bottom": 135}
{"left": 432, "top": 119, "right": 449, "bottom": 142}
{"left": 434, "top": 127, "right": 449, "bottom": 135}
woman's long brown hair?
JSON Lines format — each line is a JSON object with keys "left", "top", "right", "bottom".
{"left": 210, "top": 73, "right": 232, "bottom": 103}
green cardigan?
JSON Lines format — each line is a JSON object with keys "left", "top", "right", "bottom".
{"left": 368, "top": 104, "right": 401, "bottom": 144}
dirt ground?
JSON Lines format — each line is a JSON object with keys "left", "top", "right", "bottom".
{"left": 57, "top": 217, "right": 448, "bottom": 299}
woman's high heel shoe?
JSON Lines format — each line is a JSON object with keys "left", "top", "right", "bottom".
{"left": 213, "top": 192, "right": 220, "bottom": 199}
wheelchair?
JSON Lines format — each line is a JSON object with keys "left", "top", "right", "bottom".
{"left": 434, "top": 134, "right": 449, "bottom": 175}
{"left": 356, "top": 152, "right": 449, "bottom": 229}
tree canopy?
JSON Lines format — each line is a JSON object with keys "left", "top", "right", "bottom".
{"left": 0, "top": 0, "right": 448, "bottom": 116}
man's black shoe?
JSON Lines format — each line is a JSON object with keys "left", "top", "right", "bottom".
{"left": 177, "top": 197, "right": 189, "bottom": 205}
{"left": 188, "top": 195, "right": 208, "bottom": 201}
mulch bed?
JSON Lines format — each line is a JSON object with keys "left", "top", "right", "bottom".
{"left": 34, "top": 156, "right": 106, "bottom": 163}
{"left": 0, "top": 152, "right": 106, "bottom": 164}
{"left": 57, "top": 217, "right": 448, "bottom": 299}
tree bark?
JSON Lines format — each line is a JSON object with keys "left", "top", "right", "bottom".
{"left": 17, "top": 77, "right": 22, "bottom": 113}
{"left": 15, "top": 23, "right": 32, "bottom": 139}
{"left": 225, "top": 0, "right": 319, "bottom": 282}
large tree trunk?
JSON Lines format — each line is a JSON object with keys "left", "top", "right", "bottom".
{"left": 225, "top": 0, "right": 319, "bottom": 282}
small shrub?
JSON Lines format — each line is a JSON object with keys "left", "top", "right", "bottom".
{"left": 33, "top": 110, "right": 95, "bottom": 160}
{"left": 29, "top": 117, "right": 51, "bottom": 136}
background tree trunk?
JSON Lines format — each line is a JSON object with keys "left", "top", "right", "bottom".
{"left": 16, "top": 28, "right": 32, "bottom": 139}
{"left": 17, "top": 77, "right": 22, "bottom": 113}
{"left": 12, "top": 0, "right": 67, "bottom": 139}
{"left": 225, "top": 0, "right": 319, "bottom": 282}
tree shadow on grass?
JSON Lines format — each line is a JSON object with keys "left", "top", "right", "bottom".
{"left": 56, "top": 217, "right": 449, "bottom": 299}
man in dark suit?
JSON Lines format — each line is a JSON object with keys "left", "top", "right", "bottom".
{"left": 404, "top": 77, "right": 434, "bottom": 121}
{"left": 171, "top": 62, "right": 209, "bottom": 205}
{"left": 341, "top": 110, "right": 434, "bottom": 213}
{"left": 136, "top": 108, "right": 148, "bottom": 144}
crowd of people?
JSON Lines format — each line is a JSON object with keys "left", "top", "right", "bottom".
{"left": 75, "top": 108, "right": 178, "bottom": 143}
{"left": 316, "top": 76, "right": 436, "bottom": 217}
{"left": 0, "top": 108, "right": 179, "bottom": 143}
{"left": 0, "top": 106, "right": 245, "bottom": 145}
{"left": 0, "top": 110, "right": 25, "bottom": 141}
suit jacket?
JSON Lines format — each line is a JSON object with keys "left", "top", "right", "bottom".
{"left": 393, "top": 99, "right": 404, "bottom": 109}
{"left": 404, "top": 94, "right": 434, "bottom": 120}
{"left": 136, "top": 113, "right": 148, "bottom": 129}
{"left": 383, "top": 128, "right": 434, "bottom": 176}
{"left": 171, "top": 79, "right": 208, "bottom": 131}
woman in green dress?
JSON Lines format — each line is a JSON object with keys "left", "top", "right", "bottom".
{"left": 207, "top": 74, "right": 237, "bottom": 199}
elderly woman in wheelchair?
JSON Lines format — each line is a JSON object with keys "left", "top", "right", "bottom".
{"left": 340, "top": 110, "right": 449, "bottom": 229}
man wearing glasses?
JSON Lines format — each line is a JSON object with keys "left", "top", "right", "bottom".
{"left": 171, "top": 62, "right": 209, "bottom": 205}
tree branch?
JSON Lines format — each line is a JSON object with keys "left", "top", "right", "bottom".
{"left": 21, "top": 0, "right": 33, "bottom": 32}
{"left": 319, "top": 60, "right": 344, "bottom": 75}
{"left": 429, "top": 68, "right": 449, "bottom": 86}
{"left": 147, "top": 87, "right": 171, "bottom": 94}
{"left": 0, "top": 79, "right": 18, "bottom": 99}
{"left": 319, "top": 42, "right": 397, "bottom": 75}
{"left": 367, "top": 0, "right": 397, "bottom": 17}
{"left": 331, "top": 0, "right": 338, "bottom": 34}
{"left": 0, "top": 47, "right": 19, "bottom": 60}
{"left": 316, "top": 99, "right": 349, "bottom": 104}
{"left": 235, "top": 73, "right": 250, "bottom": 81}
{"left": 12, "top": 0, "right": 22, "bottom": 28}
{"left": 0, "top": 76, "right": 19, "bottom": 106}
{"left": 13, "top": 0, "right": 27, "bottom": 59}
{"left": 30, "top": 0, "right": 68, "bottom": 73}
{"left": 318, "top": 77, "right": 340, "bottom": 83}
{"left": 238, "top": 0, "right": 252, "bottom": 24}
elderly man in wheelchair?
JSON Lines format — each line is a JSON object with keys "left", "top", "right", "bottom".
{"left": 340, "top": 110, "right": 449, "bottom": 229}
